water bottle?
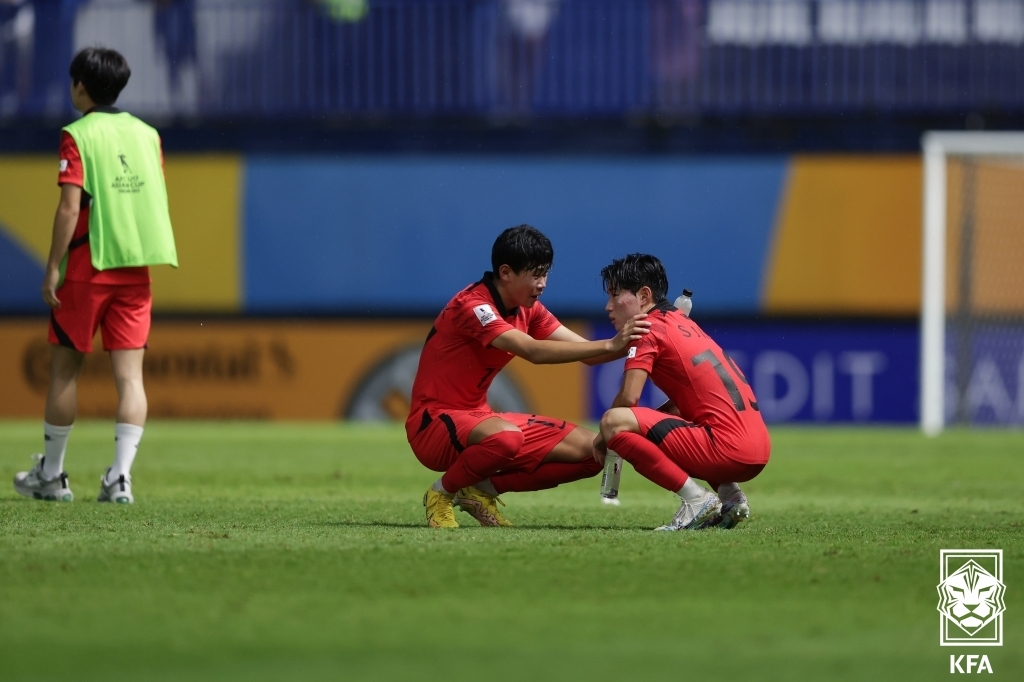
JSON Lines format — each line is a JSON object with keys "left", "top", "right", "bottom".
{"left": 599, "top": 454, "right": 623, "bottom": 505}
{"left": 674, "top": 288, "right": 693, "bottom": 317}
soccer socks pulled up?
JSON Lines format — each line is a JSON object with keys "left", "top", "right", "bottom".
{"left": 108, "top": 423, "right": 144, "bottom": 482}
{"left": 42, "top": 422, "right": 73, "bottom": 479}
{"left": 607, "top": 431, "right": 689, "bottom": 493}
{"left": 440, "top": 430, "right": 524, "bottom": 493}
{"left": 677, "top": 477, "right": 710, "bottom": 505}
{"left": 491, "top": 458, "right": 602, "bottom": 494}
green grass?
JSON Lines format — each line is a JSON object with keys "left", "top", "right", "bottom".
{"left": 1, "top": 421, "right": 1022, "bottom": 681}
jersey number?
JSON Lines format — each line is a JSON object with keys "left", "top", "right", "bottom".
{"left": 691, "top": 349, "right": 756, "bottom": 412}
{"left": 477, "top": 368, "right": 496, "bottom": 389}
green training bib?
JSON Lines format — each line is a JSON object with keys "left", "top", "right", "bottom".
{"left": 63, "top": 110, "right": 177, "bottom": 271}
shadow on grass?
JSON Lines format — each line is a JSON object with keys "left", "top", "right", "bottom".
{"left": 322, "top": 521, "right": 431, "bottom": 529}
{"left": 321, "top": 520, "right": 652, "bottom": 531}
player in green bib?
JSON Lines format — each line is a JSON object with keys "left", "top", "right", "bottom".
{"left": 14, "top": 48, "right": 177, "bottom": 504}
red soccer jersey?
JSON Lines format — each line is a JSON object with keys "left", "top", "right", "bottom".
{"left": 408, "top": 272, "right": 562, "bottom": 416}
{"left": 624, "top": 301, "right": 769, "bottom": 463}
{"left": 58, "top": 130, "right": 150, "bottom": 285}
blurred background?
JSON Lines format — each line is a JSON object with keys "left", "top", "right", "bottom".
{"left": 1, "top": 0, "right": 1022, "bottom": 427}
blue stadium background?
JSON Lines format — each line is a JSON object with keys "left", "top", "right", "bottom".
{"left": 1, "top": 0, "right": 1022, "bottom": 425}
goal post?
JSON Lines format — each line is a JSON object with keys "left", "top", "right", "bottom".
{"left": 921, "top": 132, "right": 1024, "bottom": 435}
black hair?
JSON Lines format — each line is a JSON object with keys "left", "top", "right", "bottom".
{"left": 601, "top": 253, "right": 669, "bottom": 303}
{"left": 491, "top": 225, "right": 554, "bottom": 275}
{"left": 69, "top": 47, "right": 131, "bottom": 106}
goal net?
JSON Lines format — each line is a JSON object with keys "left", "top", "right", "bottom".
{"left": 921, "top": 132, "right": 1024, "bottom": 434}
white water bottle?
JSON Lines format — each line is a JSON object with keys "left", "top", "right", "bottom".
{"left": 674, "top": 288, "right": 693, "bottom": 316}
{"left": 600, "top": 454, "right": 623, "bottom": 505}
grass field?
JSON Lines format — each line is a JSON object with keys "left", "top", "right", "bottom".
{"left": 0, "top": 421, "right": 1021, "bottom": 681}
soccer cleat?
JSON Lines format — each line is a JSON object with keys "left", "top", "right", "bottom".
{"left": 696, "top": 492, "right": 751, "bottom": 530}
{"left": 453, "top": 486, "right": 512, "bottom": 527}
{"left": 654, "top": 489, "right": 721, "bottom": 531}
{"left": 97, "top": 468, "right": 134, "bottom": 504}
{"left": 13, "top": 454, "right": 74, "bottom": 502}
{"left": 423, "top": 488, "right": 459, "bottom": 528}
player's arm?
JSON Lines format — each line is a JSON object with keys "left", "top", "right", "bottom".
{"left": 612, "top": 369, "right": 648, "bottom": 408}
{"left": 491, "top": 314, "right": 648, "bottom": 364}
{"left": 544, "top": 325, "right": 630, "bottom": 365}
{"left": 42, "top": 183, "right": 82, "bottom": 309}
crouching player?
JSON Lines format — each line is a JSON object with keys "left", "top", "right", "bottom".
{"left": 593, "top": 254, "right": 770, "bottom": 531}
{"left": 408, "top": 226, "right": 648, "bottom": 528}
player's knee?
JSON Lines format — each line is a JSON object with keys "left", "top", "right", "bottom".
{"left": 49, "top": 348, "right": 85, "bottom": 383}
{"left": 480, "top": 429, "right": 524, "bottom": 461}
{"left": 599, "top": 408, "right": 636, "bottom": 441}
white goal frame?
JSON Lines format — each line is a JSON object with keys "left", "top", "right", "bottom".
{"left": 920, "top": 131, "right": 1024, "bottom": 435}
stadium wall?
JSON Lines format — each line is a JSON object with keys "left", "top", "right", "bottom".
{"left": 0, "top": 319, "right": 589, "bottom": 423}
{"left": 0, "top": 318, "right": 941, "bottom": 424}
{"left": 2, "top": 152, "right": 961, "bottom": 425}
{"left": 1, "top": 153, "right": 920, "bottom": 316}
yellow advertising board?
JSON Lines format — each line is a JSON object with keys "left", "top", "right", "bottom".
{"left": 0, "top": 319, "right": 587, "bottom": 423}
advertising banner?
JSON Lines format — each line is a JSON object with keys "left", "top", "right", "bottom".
{"left": 946, "top": 324, "right": 1024, "bottom": 425}
{"left": 0, "top": 320, "right": 587, "bottom": 423}
{"left": 588, "top": 320, "right": 920, "bottom": 423}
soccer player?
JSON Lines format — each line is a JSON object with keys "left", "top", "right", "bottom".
{"left": 593, "top": 254, "right": 770, "bottom": 531}
{"left": 408, "top": 225, "right": 648, "bottom": 528}
{"left": 13, "top": 48, "right": 177, "bottom": 504}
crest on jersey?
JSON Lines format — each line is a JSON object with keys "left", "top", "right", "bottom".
{"left": 59, "top": 159, "right": 68, "bottom": 172}
{"left": 473, "top": 304, "right": 497, "bottom": 326}
{"left": 627, "top": 347, "right": 637, "bottom": 359}
{"left": 937, "top": 549, "right": 1005, "bottom": 646}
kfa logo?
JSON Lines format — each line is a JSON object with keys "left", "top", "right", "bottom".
{"left": 949, "top": 655, "right": 993, "bottom": 674}
{"left": 937, "top": 549, "right": 1005, "bottom": 646}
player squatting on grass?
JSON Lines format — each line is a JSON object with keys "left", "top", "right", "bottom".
{"left": 409, "top": 226, "right": 650, "bottom": 528}
{"left": 594, "top": 254, "right": 771, "bottom": 530}
{"left": 409, "top": 227, "right": 770, "bottom": 530}
{"left": 13, "top": 48, "right": 177, "bottom": 505}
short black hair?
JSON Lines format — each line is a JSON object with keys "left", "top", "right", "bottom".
{"left": 69, "top": 47, "right": 131, "bottom": 106}
{"left": 491, "top": 225, "right": 553, "bottom": 275}
{"left": 601, "top": 253, "right": 669, "bottom": 303}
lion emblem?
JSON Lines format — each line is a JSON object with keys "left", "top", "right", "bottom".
{"left": 937, "top": 559, "right": 1006, "bottom": 635}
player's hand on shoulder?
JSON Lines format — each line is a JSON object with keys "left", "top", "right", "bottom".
{"left": 41, "top": 266, "right": 61, "bottom": 309}
{"left": 610, "top": 313, "right": 650, "bottom": 351}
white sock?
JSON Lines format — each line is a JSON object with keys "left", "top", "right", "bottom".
{"left": 42, "top": 422, "right": 73, "bottom": 479}
{"left": 676, "top": 478, "right": 709, "bottom": 505}
{"left": 717, "top": 482, "right": 742, "bottom": 501}
{"left": 109, "top": 423, "right": 144, "bottom": 482}
{"left": 431, "top": 478, "right": 455, "bottom": 495}
{"left": 475, "top": 479, "right": 498, "bottom": 497}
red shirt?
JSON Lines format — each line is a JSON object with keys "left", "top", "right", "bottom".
{"left": 58, "top": 130, "right": 150, "bottom": 285}
{"left": 625, "top": 301, "right": 769, "bottom": 462}
{"left": 407, "top": 272, "right": 562, "bottom": 421}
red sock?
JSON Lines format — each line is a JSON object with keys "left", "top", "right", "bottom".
{"left": 607, "top": 431, "right": 689, "bottom": 492}
{"left": 441, "top": 430, "right": 524, "bottom": 492}
{"left": 491, "top": 457, "right": 602, "bottom": 494}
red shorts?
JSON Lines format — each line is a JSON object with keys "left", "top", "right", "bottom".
{"left": 48, "top": 281, "right": 152, "bottom": 353}
{"left": 630, "top": 407, "right": 768, "bottom": 485}
{"left": 407, "top": 407, "right": 577, "bottom": 474}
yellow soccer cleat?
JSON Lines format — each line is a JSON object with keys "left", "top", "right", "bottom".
{"left": 453, "top": 486, "right": 513, "bottom": 527}
{"left": 423, "top": 488, "right": 459, "bottom": 528}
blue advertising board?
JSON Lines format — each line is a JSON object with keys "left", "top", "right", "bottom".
{"left": 244, "top": 156, "right": 784, "bottom": 315}
{"left": 588, "top": 320, "right": 920, "bottom": 424}
{"left": 946, "top": 325, "right": 1024, "bottom": 426}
